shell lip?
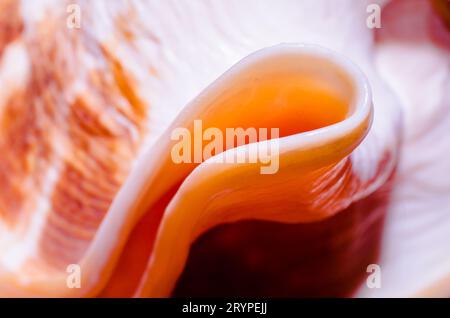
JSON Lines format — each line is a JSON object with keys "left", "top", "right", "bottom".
{"left": 195, "top": 43, "right": 373, "bottom": 149}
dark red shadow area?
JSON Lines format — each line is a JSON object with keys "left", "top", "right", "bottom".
{"left": 173, "top": 181, "right": 393, "bottom": 297}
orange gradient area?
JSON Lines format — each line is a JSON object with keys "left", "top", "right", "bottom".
{"left": 99, "top": 69, "right": 352, "bottom": 297}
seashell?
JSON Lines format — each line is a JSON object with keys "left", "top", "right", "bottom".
{"left": 0, "top": 0, "right": 448, "bottom": 297}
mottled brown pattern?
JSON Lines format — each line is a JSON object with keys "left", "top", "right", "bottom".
{"left": 0, "top": 2, "right": 149, "bottom": 269}
{"left": 0, "top": 0, "right": 23, "bottom": 57}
